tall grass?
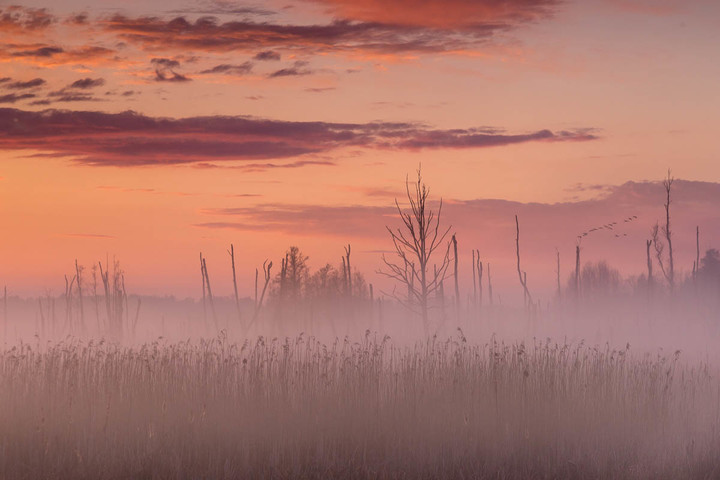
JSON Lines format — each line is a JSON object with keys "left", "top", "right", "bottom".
{"left": 0, "top": 333, "right": 718, "bottom": 479}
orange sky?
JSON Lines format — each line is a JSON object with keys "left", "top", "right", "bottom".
{"left": 0, "top": 0, "right": 719, "bottom": 302}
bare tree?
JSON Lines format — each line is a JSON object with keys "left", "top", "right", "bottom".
{"left": 229, "top": 244, "right": 241, "bottom": 323}
{"left": 515, "top": 215, "right": 532, "bottom": 308}
{"left": 452, "top": 234, "right": 459, "bottom": 314}
{"left": 663, "top": 170, "right": 675, "bottom": 291}
{"left": 200, "top": 253, "right": 217, "bottom": 328}
{"left": 646, "top": 239, "right": 653, "bottom": 295}
{"left": 379, "top": 168, "right": 453, "bottom": 332}
{"left": 248, "top": 260, "right": 273, "bottom": 331}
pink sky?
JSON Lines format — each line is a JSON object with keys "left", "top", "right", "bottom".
{"left": 0, "top": 0, "right": 719, "bottom": 302}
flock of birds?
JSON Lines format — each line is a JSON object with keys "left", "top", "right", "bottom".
{"left": 577, "top": 215, "right": 638, "bottom": 241}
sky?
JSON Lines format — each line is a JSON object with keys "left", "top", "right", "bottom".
{"left": 0, "top": 0, "right": 719, "bottom": 301}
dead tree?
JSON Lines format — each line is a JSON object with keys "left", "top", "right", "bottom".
{"left": 379, "top": 168, "right": 453, "bottom": 332}
{"left": 472, "top": 249, "right": 477, "bottom": 309}
{"left": 693, "top": 226, "right": 699, "bottom": 285}
{"left": 452, "top": 234, "right": 460, "bottom": 315}
{"left": 663, "top": 171, "right": 675, "bottom": 291}
{"left": 646, "top": 239, "right": 653, "bottom": 294}
{"left": 249, "top": 260, "right": 273, "bottom": 329}
{"left": 487, "top": 263, "right": 493, "bottom": 307}
{"left": 254, "top": 268, "right": 259, "bottom": 310}
{"left": 75, "top": 260, "right": 85, "bottom": 333}
{"left": 344, "top": 244, "right": 352, "bottom": 297}
{"left": 575, "top": 244, "right": 581, "bottom": 299}
{"left": 229, "top": 244, "right": 241, "bottom": 323}
{"left": 91, "top": 265, "right": 100, "bottom": 332}
{"left": 98, "top": 259, "right": 125, "bottom": 338}
{"left": 651, "top": 224, "right": 670, "bottom": 290}
{"left": 200, "top": 253, "right": 217, "bottom": 328}
{"left": 64, "top": 274, "right": 76, "bottom": 333}
{"left": 477, "top": 259, "right": 483, "bottom": 308}
{"left": 200, "top": 253, "right": 207, "bottom": 321}
{"left": 515, "top": 215, "right": 532, "bottom": 308}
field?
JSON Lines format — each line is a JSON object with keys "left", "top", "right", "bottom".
{"left": 1, "top": 331, "right": 719, "bottom": 479}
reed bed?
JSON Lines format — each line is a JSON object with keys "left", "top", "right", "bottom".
{"left": 0, "top": 332, "right": 718, "bottom": 479}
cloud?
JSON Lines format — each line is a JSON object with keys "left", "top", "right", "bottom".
{"left": 200, "top": 62, "right": 253, "bottom": 75}
{"left": 305, "top": 87, "right": 336, "bottom": 93}
{"left": 62, "top": 233, "right": 115, "bottom": 239}
{"left": 0, "top": 77, "right": 10, "bottom": 84}
{"left": 11, "top": 45, "right": 64, "bottom": 58}
{"left": 155, "top": 70, "right": 191, "bottom": 82}
{"left": 65, "top": 13, "right": 89, "bottom": 25}
{"left": 304, "top": 0, "right": 558, "bottom": 28}
{"left": 47, "top": 93, "right": 101, "bottom": 103}
{"left": 0, "top": 44, "right": 115, "bottom": 66}
{"left": 168, "top": 1, "right": 275, "bottom": 17}
{"left": 0, "top": 93, "right": 36, "bottom": 104}
{"left": 151, "top": 57, "right": 191, "bottom": 82}
{"left": 151, "top": 57, "right": 180, "bottom": 69}
{"left": 5, "top": 78, "right": 46, "bottom": 90}
{"left": 0, "top": 6, "right": 55, "bottom": 32}
{"left": 0, "top": 107, "right": 596, "bottom": 166}
{"left": 195, "top": 159, "right": 335, "bottom": 172}
{"left": 101, "top": 15, "right": 519, "bottom": 57}
{"left": 68, "top": 78, "right": 105, "bottom": 89}
{"left": 253, "top": 50, "right": 281, "bottom": 61}
{"left": 197, "top": 203, "right": 393, "bottom": 237}
{"left": 268, "top": 61, "right": 313, "bottom": 78}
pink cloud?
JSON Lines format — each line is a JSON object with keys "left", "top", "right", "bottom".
{"left": 0, "top": 108, "right": 596, "bottom": 166}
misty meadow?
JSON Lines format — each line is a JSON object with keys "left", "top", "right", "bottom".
{"left": 3, "top": 0, "right": 720, "bottom": 478}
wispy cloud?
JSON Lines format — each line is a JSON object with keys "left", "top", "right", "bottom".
{"left": 200, "top": 62, "right": 253, "bottom": 75}
{"left": 268, "top": 61, "right": 313, "bottom": 78}
{"left": 101, "top": 15, "right": 521, "bottom": 57}
{"left": 0, "top": 93, "right": 36, "bottom": 104}
{"left": 62, "top": 233, "right": 115, "bottom": 239}
{"left": 0, "top": 107, "right": 597, "bottom": 167}
{"left": 5, "top": 78, "right": 45, "bottom": 90}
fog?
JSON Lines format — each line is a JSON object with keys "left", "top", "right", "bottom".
{"left": 2, "top": 226, "right": 720, "bottom": 478}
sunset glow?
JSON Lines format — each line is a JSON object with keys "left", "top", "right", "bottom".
{"left": 1, "top": 0, "right": 719, "bottom": 300}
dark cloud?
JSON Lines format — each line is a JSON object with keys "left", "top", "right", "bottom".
{"left": 0, "top": 6, "right": 55, "bottom": 32}
{"left": 151, "top": 57, "right": 181, "bottom": 68}
{"left": 200, "top": 62, "right": 253, "bottom": 75}
{"left": 253, "top": 50, "right": 281, "bottom": 61}
{"left": 1, "top": 44, "right": 115, "bottom": 66}
{"left": 195, "top": 159, "right": 335, "bottom": 172}
{"left": 268, "top": 61, "right": 313, "bottom": 78}
{"left": 0, "top": 107, "right": 596, "bottom": 166}
{"left": 151, "top": 58, "right": 191, "bottom": 82}
{"left": 5, "top": 78, "right": 46, "bottom": 90}
{"left": 66, "top": 13, "right": 89, "bottom": 25}
{"left": 168, "top": 2, "right": 275, "bottom": 17}
{"left": 11, "top": 45, "right": 64, "bottom": 58}
{"left": 49, "top": 94, "right": 101, "bottom": 102}
{"left": 0, "top": 93, "right": 36, "bottom": 104}
{"left": 0, "top": 77, "right": 10, "bottom": 84}
{"left": 155, "top": 70, "right": 191, "bottom": 82}
{"left": 68, "top": 78, "right": 105, "bottom": 89}
{"left": 102, "top": 15, "right": 509, "bottom": 56}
